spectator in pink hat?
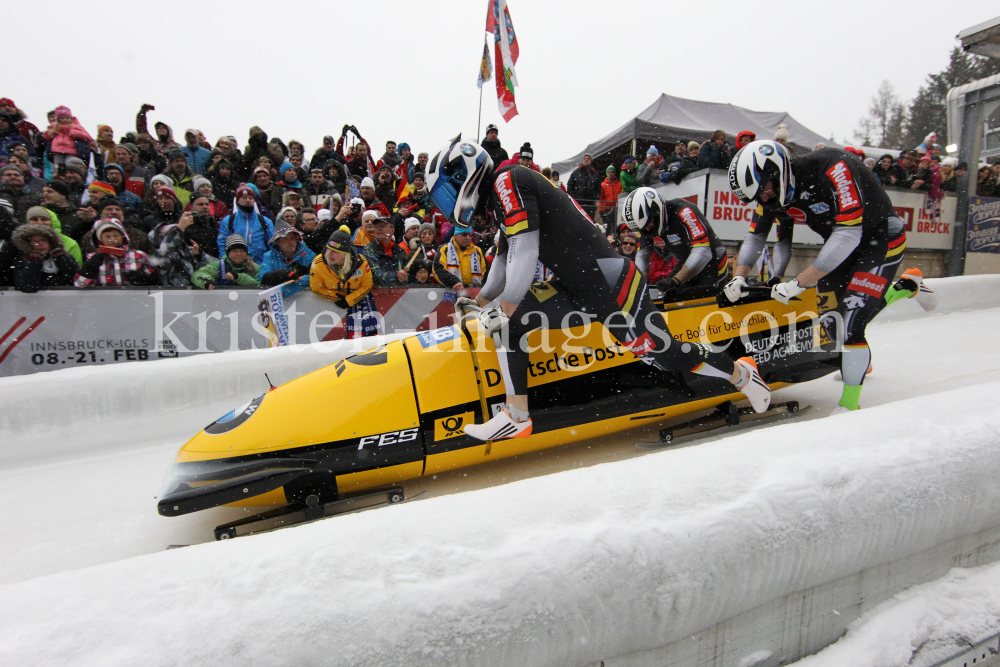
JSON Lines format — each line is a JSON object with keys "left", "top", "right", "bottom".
{"left": 43, "top": 106, "right": 95, "bottom": 174}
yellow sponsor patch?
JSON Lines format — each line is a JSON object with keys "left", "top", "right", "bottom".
{"left": 529, "top": 281, "right": 559, "bottom": 303}
{"left": 435, "top": 412, "right": 475, "bottom": 441}
{"left": 816, "top": 291, "right": 838, "bottom": 313}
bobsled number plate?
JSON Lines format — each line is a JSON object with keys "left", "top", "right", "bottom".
{"left": 415, "top": 326, "right": 461, "bottom": 349}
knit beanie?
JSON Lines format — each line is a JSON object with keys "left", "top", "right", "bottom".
{"left": 25, "top": 206, "right": 52, "bottom": 222}
{"left": 192, "top": 176, "right": 212, "bottom": 192}
{"left": 88, "top": 181, "right": 115, "bottom": 196}
{"left": 519, "top": 142, "right": 533, "bottom": 159}
{"left": 45, "top": 179, "right": 70, "bottom": 197}
{"left": 773, "top": 124, "right": 789, "bottom": 142}
{"left": 418, "top": 222, "right": 436, "bottom": 239}
{"left": 687, "top": 141, "right": 700, "bottom": 152}
{"left": 155, "top": 185, "right": 180, "bottom": 204}
{"left": 64, "top": 157, "right": 88, "bottom": 177}
{"left": 225, "top": 234, "right": 248, "bottom": 253}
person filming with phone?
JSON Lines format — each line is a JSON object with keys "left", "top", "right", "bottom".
{"left": 74, "top": 219, "right": 158, "bottom": 287}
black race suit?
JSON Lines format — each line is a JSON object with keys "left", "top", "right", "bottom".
{"left": 659, "top": 198, "right": 729, "bottom": 288}
{"left": 736, "top": 148, "right": 907, "bottom": 386}
{"left": 479, "top": 165, "right": 736, "bottom": 397}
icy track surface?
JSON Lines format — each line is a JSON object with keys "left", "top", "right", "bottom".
{"left": 1, "top": 276, "right": 1000, "bottom": 666}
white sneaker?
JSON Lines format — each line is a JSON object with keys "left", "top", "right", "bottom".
{"left": 900, "top": 268, "right": 937, "bottom": 312}
{"left": 464, "top": 406, "right": 533, "bottom": 441}
{"left": 735, "top": 357, "right": 771, "bottom": 414}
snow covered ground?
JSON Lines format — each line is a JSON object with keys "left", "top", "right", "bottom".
{"left": 2, "top": 276, "right": 1000, "bottom": 666}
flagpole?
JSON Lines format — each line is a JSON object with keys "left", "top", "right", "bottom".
{"left": 477, "top": 86, "right": 483, "bottom": 143}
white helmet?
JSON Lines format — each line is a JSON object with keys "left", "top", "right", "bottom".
{"left": 620, "top": 186, "right": 663, "bottom": 233}
{"left": 426, "top": 135, "right": 494, "bottom": 225}
{"left": 728, "top": 140, "right": 796, "bottom": 210}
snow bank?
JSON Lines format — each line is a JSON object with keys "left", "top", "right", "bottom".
{"left": 792, "top": 562, "right": 1000, "bottom": 667}
{"left": 0, "top": 333, "right": 407, "bottom": 469}
{"left": 873, "top": 274, "right": 1000, "bottom": 324}
{"left": 2, "top": 380, "right": 1000, "bottom": 667}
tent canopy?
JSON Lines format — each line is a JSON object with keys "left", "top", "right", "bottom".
{"left": 551, "top": 94, "right": 834, "bottom": 174}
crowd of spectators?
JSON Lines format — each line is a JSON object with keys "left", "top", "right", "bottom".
{"left": 0, "top": 102, "right": 524, "bottom": 299}
{"left": 1, "top": 97, "right": 996, "bottom": 306}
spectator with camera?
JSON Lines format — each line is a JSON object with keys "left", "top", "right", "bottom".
{"left": 149, "top": 210, "right": 212, "bottom": 286}
{"left": 297, "top": 204, "right": 346, "bottom": 255}
{"left": 216, "top": 184, "right": 274, "bottom": 263}
{"left": 374, "top": 165, "right": 399, "bottom": 212}
{"left": 192, "top": 234, "right": 260, "bottom": 290}
{"left": 74, "top": 218, "right": 158, "bottom": 287}
{"left": 259, "top": 223, "right": 317, "bottom": 296}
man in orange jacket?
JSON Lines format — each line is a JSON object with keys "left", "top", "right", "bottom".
{"left": 597, "top": 164, "right": 623, "bottom": 232}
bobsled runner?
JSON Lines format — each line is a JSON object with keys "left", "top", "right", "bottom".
{"left": 158, "top": 283, "right": 839, "bottom": 538}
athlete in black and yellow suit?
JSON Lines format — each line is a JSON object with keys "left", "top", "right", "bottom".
{"left": 424, "top": 137, "right": 771, "bottom": 441}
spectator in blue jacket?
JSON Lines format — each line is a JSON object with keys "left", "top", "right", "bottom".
{"left": 181, "top": 129, "right": 212, "bottom": 174}
{"left": 217, "top": 183, "right": 274, "bottom": 262}
{"left": 259, "top": 222, "right": 317, "bottom": 296}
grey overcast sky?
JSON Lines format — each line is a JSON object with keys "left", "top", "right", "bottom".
{"left": 5, "top": 1, "right": 993, "bottom": 166}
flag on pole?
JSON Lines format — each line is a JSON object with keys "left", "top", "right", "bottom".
{"left": 477, "top": 40, "right": 492, "bottom": 89}
{"left": 256, "top": 284, "right": 290, "bottom": 347}
{"left": 486, "top": 0, "right": 519, "bottom": 122}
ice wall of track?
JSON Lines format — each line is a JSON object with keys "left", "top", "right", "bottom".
{"left": 2, "top": 374, "right": 1000, "bottom": 667}
{"left": 0, "top": 333, "right": 408, "bottom": 469}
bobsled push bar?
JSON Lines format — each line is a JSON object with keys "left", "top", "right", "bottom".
{"left": 635, "top": 400, "right": 807, "bottom": 449}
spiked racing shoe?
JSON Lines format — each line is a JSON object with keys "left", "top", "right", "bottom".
{"left": 899, "top": 267, "right": 937, "bottom": 312}
{"left": 735, "top": 357, "right": 771, "bottom": 414}
{"left": 464, "top": 406, "right": 533, "bottom": 441}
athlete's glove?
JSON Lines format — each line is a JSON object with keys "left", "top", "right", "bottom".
{"left": 455, "top": 297, "right": 481, "bottom": 318}
{"left": 656, "top": 277, "right": 681, "bottom": 302}
{"left": 723, "top": 276, "right": 749, "bottom": 303}
{"left": 771, "top": 279, "right": 806, "bottom": 304}
{"left": 477, "top": 305, "right": 508, "bottom": 336}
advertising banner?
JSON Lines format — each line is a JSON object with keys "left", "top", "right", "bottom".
{"left": 0, "top": 286, "right": 480, "bottom": 378}
{"left": 648, "top": 170, "right": 956, "bottom": 250}
{"left": 967, "top": 196, "right": 1000, "bottom": 254}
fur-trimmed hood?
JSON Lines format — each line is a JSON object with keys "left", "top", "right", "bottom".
{"left": 12, "top": 223, "right": 63, "bottom": 255}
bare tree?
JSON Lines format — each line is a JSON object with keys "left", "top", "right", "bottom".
{"left": 853, "top": 80, "right": 907, "bottom": 148}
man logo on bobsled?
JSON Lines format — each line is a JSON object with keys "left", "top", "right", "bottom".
{"left": 425, "top": 136, "right": 771, "bottom": 441}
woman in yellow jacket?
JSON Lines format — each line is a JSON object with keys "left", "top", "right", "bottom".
{"left": 309, "top": 228, "right": 380, "bottom": 338}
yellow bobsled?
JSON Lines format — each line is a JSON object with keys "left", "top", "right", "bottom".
{"left": 158, "top": 286, "right": 836, "bottom": 529}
